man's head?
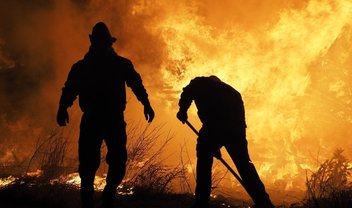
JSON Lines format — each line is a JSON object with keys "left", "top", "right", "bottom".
{"left": 209, "top": 75, "right": 221, "bottom": 82}
{"left": 89, "top": 22, "right": 117, "bottom": 47}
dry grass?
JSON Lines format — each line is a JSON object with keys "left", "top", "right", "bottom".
{"left": 303, "top": 148, "right": 352, "bottom": 208}
{"left": 3, "top": 125, "right": 352, "bottom": 207}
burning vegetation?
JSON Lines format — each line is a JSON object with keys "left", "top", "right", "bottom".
{"left": 0, "top": 124, "right": 240, "bottom": 207}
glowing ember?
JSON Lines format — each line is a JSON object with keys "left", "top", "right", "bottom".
{"left": 26, "top": 169, "right": 43, "bottom": 177}
{"left": 0, "top": 172, "right": 134, "bottom": 196}
{"left": 50, "top": 172, "right": 81, "bottom": 188}
{"left": 0, "top": 176, "right": 16, "bottom": 188}
{"left": 50, "top": 173, "right": 134, "bottom": 195}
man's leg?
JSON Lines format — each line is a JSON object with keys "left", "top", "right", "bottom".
{"left": 102, "top": 120, "right": 127, "bottom": 208}
{"left": 195, "top": 138, "right": 214, "bottom": 208}
{"left": 79, "top": 115, "right": 103, "bottom": 208}
{"left": 225, "top": 129, "right": 274, "bottom": 208}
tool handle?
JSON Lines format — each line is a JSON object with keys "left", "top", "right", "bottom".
{"left": 184, "top": 120, "right": 248, "bottom": 190}
{"left": 185, "top": 120, "right": 200, "bottom": 136}
{"left": 218, "top": 157, "right": 245, "bottom": 186}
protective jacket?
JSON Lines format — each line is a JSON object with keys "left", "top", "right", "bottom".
{"left": 179, "top": 76, "right": 246, "bottom": 128}
{"left": 59, "top": 47, "right": 150, "bottom": 115}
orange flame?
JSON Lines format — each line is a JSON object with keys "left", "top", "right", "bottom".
{"left": 130, "top": 0, "right": 352, "bottom": 195}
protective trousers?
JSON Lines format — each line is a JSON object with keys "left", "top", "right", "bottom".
{"left": 78, "top": 113, "right": 127, "bottom": 208}
{"left": 195, "top": 126, "right": 273, "bottom": 208}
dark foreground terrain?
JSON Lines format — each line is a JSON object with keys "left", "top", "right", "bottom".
{"left": 0, "top": 177, "right": 246, "bottom": 208}
{"left": 1, "top": 176, "right": 351, "bottom": 208}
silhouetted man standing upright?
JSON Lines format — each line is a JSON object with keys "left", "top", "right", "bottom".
{"left": 57, "top": 22, "right": 154, "bottom": 208}
{"left": 177, "top": 76, "right": 274, "bottom": 208}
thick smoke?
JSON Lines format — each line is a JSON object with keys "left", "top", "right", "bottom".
{"left": 0, "top": 1, "right": 58, "bottom": 158}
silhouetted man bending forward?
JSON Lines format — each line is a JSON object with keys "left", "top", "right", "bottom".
{"left": 57, "top": 22, "right": 154, "bottom": 208}
{"left": 177, "top": 76, "right": 273, "bottom": 208}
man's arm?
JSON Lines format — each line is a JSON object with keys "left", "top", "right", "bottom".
{"left": 125, "top": 60, "right": 154, "bottom": 123}
{"left": 57, "top": 63, "right": 80, "bottom": 126}
{"left": 177, "top": 78, "right": 198, "bottom": 123}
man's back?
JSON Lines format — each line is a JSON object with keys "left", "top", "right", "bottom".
{"left": 75, "top": 52, "right": 133, "bottom": 113}
{"left": 60, "top": 47, "right": 149, "bottom": 116}
{"left": 179, "top": 76, "right": 246, "bottom": 127}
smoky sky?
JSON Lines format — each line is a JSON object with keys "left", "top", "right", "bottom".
{"left": 0, "top": 0, "right": 58, "bottom": 132}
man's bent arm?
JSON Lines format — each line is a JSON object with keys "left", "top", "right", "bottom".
{"left": 178, "top": 79, "right": 197, "bottom": 113}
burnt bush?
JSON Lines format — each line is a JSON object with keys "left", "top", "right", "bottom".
{"left": 304, "top": 149, "right": 352, "bottom": 208}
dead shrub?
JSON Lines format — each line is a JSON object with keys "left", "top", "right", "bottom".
{"left": 305, "top": 148, "right": 352, "bottom": 208}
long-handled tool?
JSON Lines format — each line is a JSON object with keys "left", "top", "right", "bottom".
{"left": 184, "top": 120, "right": 250, "bottom": 194}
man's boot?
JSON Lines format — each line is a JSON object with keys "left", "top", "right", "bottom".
{"left": 80, "top": 173, "right": 96, "bottom": 208}
{"left": 251, "top": 202, "right": 275, "bottom": 208}
{"left": 81, "top": 189, "right": 94, "bottom": 208}
{"left": 102, "top": 185, "right": 116, "bottom": 208}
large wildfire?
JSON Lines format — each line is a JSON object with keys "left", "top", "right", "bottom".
{"left": 0, "top": 0, "right": 352, "bottom": 203}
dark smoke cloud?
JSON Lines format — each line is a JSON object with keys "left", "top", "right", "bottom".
{"left": 0, "top": 2, "right": 56, "bottom": 165}
{"left": 0, "top": 0, "right": 56, "bottom": 130}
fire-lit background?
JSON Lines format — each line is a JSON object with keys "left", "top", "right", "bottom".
{"left": 0, "top": 0, "right": 352, "bottom": 204}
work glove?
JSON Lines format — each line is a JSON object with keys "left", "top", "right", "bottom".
{"left": 144, "top": 105, "right": 155, "bottom": 123}
{"left": 56, "top": 107, "right": 69, "bottom": 126}
{"left": 176, "top": 110, "right": 187, "bottom": 124}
